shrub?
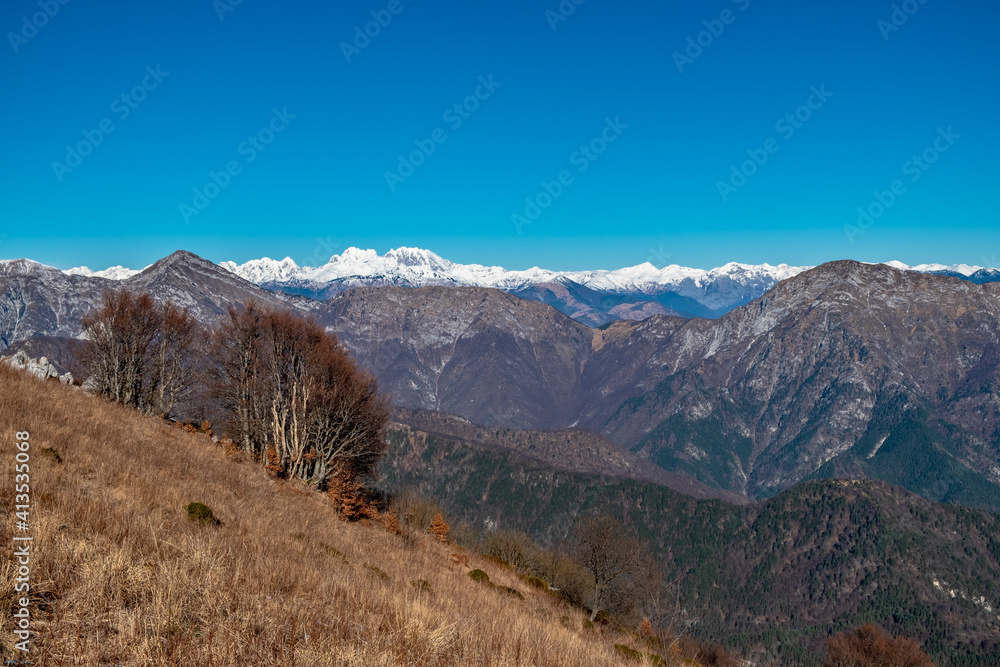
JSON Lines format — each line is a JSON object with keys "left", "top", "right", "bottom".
{"left": 364, "top": 564, "right": 390, "bottom": 581}
{"left": 40, "top": 447, "right": 62, "bottom": 464}
{"left": 824, "top": 624, "right": 935, "bottom": 667}
{"left": 410, "top": 579, "right": 433, "bottom": 594}
{"left": 185, "top": 502, "right": 219, "bottom": 527}
{"left": 496, "top": 586, "right": 525, "bottom": 600}
{"left": 379, "top": 510, "right": 402, "bottom": 535}
{"left": 483, "top": 529, "right": 539, "bottom": 574}
{"left": 524, "top": 576, "right": 548, "bottom": 590}
{"left": 468, "top": 569, "right": 491, "bottom": 584}
{"left": 328, "top": 472, "right": 377, "bottom": 521}
{"left": 613, "top": 644, "right": 643, "bottom": 662}
{"left": 319, "top": 543, "right": 348, "bottom": 565}
{"left": 429, "top": 513, "right": 449, "bottom": 542}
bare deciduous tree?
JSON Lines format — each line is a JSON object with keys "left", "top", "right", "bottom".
{"left": 81, "top": 290, "right": 199, "bottom": 416}
{"left": 151, "top": 301, "right": 200, "bottom": 416}
{"left": 483, "top": 530, "right": 540, "bottom": 574}
{"left": 212, "top": 303, "right": 389, "bottom": 489}
{"left": 571, "top": 512, "right": 645, "bottom": 621}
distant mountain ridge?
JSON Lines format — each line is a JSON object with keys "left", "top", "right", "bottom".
{"left": 56, "top": 246, "right": 1000, "bottom": 325}
{"left": 62, "top": 247, "right": 806, "bottom": 324}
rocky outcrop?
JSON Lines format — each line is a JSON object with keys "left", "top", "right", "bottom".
{"left": 2, "top": 350, "right": 73, "bottom": 384}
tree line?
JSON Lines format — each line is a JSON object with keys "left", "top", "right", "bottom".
{"left": 79, "top": 290, "right": 389, "bottom": 489}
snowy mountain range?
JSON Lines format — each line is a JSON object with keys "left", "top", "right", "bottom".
{"left": 54, "top": 247, "right": 1000, "bottom": 325}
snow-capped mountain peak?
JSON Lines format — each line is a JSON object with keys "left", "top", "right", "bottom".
{"left": 63, "top": 265, "right": 143, "bottom": 280}
{"left": 217, "top": 257, "right": 300, "bottom": 284}
{"left": 59, "top": 248, "right": 995, "bottom": 302}
{"left": 882, "top": 260, "right": 984, "bottom": 277}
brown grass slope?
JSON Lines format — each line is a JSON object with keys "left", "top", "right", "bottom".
{"left": 0, "top": 364, "right": 651, "bottom": 666}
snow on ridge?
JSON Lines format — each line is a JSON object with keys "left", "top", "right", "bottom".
{"left": 64, "top": 265, "right": 142, "bottom": 280}
{"left": 56, "top": 248, "right": 991, "bottom": 290}
{"left": 881, "top": 260, "right": 984, "bottom": 277}
{"left": 218, "top": 257, "right": 300, "bottom": 283}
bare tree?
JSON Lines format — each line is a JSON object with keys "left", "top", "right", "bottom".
{"left": 213, "top": 302, "right": 267, "bottom": 456}
{"left": 635, "top": 554, "right": 696, "bottom": 651}
{"left": 212, "top": 304, "right": 389, "bottom": 488}
{"left": 571, "top": 512, "right": 644, "bottom": 621}
{"left": 81, "top": 290, "right": 200, "bottom": 417}
{"left": 483, "top": 530, "right": 540, "bottom": 574}
{"left": 81, "top": 291, "right": 158, "bottom": 410}
{"left": 150, "top": 301, "right": 200, "bottom": 416}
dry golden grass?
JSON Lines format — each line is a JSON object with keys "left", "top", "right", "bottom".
{"left": 0, "top": 365, "right": 658, "bottom": 666}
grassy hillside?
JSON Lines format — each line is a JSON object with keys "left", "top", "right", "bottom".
{"left": 0, "top": 364, "right": 656, "bottom": 666}
{"left": 382, "top": 424, "right": 1000, "bottom": 666}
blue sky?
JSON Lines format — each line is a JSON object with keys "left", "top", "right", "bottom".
{"left": 1, "top": 0, "right": 997, "bottom": 271}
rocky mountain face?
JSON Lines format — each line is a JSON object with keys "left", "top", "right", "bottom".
{"left": 0, "top": 251, "right": 306, "bottom": 354}
{"left": 124, "top": 250, "right": 307, "bottom": 317}
{"left": 314, "top": 285, "right": 592, "bottom": 431}
{"left": 321, "top": 261, "right": 1000, "bottom": 508}
{"left": 589, "top": 262, "right": 1000, "bottom": 507}
{"left": 0, "top": 259, "right": 114, "bottom": 350}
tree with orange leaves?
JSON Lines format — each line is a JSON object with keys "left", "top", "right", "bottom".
{"left": 429, "top": 513, "right": 449, "bottom": 542}
{"left": 824, "top": 624, "right": 935, "bottom": 667}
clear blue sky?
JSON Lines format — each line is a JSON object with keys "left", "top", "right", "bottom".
{"left": 1, "top": 0, "right": 997, "bottom": 271}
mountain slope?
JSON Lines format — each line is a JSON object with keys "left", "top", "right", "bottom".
{"left": 590, "top": 262, "right": 1000, "bottom": 507}
{"left": 315, "top": 285, "right": 594, "bottom": 431}
{"left": 382, "top": 425, "right": 1000, "bottom": 666}
{"left": 0, "top": 251, "right": 307, "bottom": 354}
{"left": 0, "top": 260, "right": 114, "bottom": 350}
{"left": 0, "top": 363, "right": 646, "bottom": 666}
{"left": 392, "top": 408, "right": 748, "bottom": 503}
